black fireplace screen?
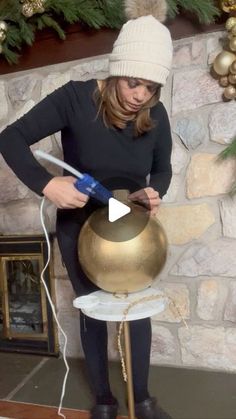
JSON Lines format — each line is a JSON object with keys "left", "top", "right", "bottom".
{"left": 0, "top": 236, "right": 58, "bottom": 355}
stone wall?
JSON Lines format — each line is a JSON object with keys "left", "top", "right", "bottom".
{"left": 0, "top": 30, "right": 236, "bottom": 372}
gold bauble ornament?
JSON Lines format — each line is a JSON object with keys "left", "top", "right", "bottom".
{"left": 222, "top": 1, "right": 236, "bottom": 13}
{"left": 21, "top": 0, "right": 45, "bottom": 17}
{"left": 0, "top": 31, "right": 6, "bottom": 42}
{"left": 229, "top": 37, "right": 236, "bottom": 51}
{"left": 33, "top": 0, "right": 45, "bottom": 13}
{"left": 0, "top": 21, "right": 8, "bottom": 32}
{"left": 0, "top": 44, "right": 2, "bottom": 54}
{"left": 219, "top": 76, "right": 229, "bottom": 87}
{"left": 228, "top": 73, "right": 236, "bottom": 83}
{"left": 213, "top": 50, "right": 236, "bottom": 75}
{"left": 231, "top": 25, "right": 236, "bottom": 36}
{"left": 78, "top": 191, "right": 168, "bottom": 293}
{"left": 223, "top": 84, "right": 236, "bottom": 99}
{"left": 22, "top": 3, "right": 34, "bottom": 17}
{"left": 0, "top": 21, "right": 8, "bottom": 43}
{"left": 230, "top": 59, "right": 236, "bottom": 73}
{"left": 226, "top": 16, "right": 236, "bottom": 30}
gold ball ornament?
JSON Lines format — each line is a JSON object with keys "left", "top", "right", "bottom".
{"left": 213, "top": 50, "right": 236, "bottom": 75}
{"left": 0, "top": 21, "right": 8, "bottom": 32}
{"left": 223, "top": 84, "right": 236, "bottom": 99}
{"left": 228, "top": 73, "right": 236, "bottom": 83}
{"left": 78, "top": 194, "right": 168, "bottom": 293}
{"left": 33, "top": 0, "right": 45, "bottom": 13}
{"left": 229, "top": 37, "right": 236, "bottom": 51}
{"left": 22, "top": 3, "right": 34, "bottom": 17}
{"left": 231, "top": 25, "right": 236, "bottom": 36}
{"left": 225, "top": 17, "right": 236, "bottom": 31}
{"left": 0, "top": 31, "right": 6, "bottom": 43}
{"left": 0, "top": 44, "right": 2, "bottom": 54}
{"left": 221, "top": 0, "right": 236, "bottom": 13}
{"left": 219, "top": 76, "right": 229, "bottom": 87}
{"left": 230, "top": 60, "right": 236, "bottom": 73}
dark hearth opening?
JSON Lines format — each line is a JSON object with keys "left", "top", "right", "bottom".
{"left": 0, "top": 235, "right": 58, "bottom": 356}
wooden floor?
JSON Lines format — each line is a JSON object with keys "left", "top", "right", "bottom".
{"left": 0, "top": 400, "right": 127, "bottom": 419}
{"left": 0, "top": 400, "right": 89, "bottom": 419}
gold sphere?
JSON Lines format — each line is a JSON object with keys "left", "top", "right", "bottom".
{"left": 0, "top": 21, "right": 8, "bottom": 32}
{"left": 219, "top": 76, "right": 229, "bottom": 87}
{"left": 228, "top": 73, "right": 236, "bottom": 84}
{"left": 22, "top": 3, "right": 34, "bottom": 17}
{"left": 78, "top": 200, "right": 168, "bottom": 293}
{"left": 229, "top": 37, "right": 236, "bottom": 51}
{"left": 223, "top": 84, "right": 236, "bottom": 99}
{"left": 226, "top": 17, "right": 236, "bottom": 31}
{"left": 231, "top": 25, "right": 236, "bottom": 36}
{"left": 230, "top": 59, "right": 236, "bottom": 73}
{"left": 213, "top": 50, "right": 236, "bottom": 76}
{"left": 0, "top": 31, "right": 6, "bottom": 42}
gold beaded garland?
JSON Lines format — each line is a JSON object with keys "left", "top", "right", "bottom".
{"left": 230, "top": 60, "right": 236, "bottom": 73}
{"left": 213, "top": 50, "right": 236, "bottom": 75}
{"left": 225, "top": 16, "right": 236, "bottom": 30}
{"left": 228, "top": 73, "right": 236, "bottom": 83}
{"left": 229, "top": 37, "right": 236, "bottom": 51}
{"left": 224, "top": 84, "right": 236, "bottom": 99}
{"left": 231, "top": 25, "right": 236, "bottom": 35}
{"left": 213, "top": 13, "right": 236, "bottom": 101}
{"left": 219, "top": 76, "right": 229, "bottom": 87}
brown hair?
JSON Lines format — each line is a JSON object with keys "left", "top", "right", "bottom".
{"left": 94, "top": 77, "right": 161, "bottom": 137}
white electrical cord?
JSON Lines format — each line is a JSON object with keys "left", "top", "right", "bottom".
{"left": 40, "top": 197, "right": 70, "bottom": 419}
{"left": 35, "top": 149, "right": 84, "bottom": 179}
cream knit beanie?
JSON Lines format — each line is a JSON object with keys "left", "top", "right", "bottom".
{"left": 109, "top": 14, "right": 173, "bottom": 86}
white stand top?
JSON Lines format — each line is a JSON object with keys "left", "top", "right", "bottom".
{"left": 73, "top": 287, "right": 167, "bottom": 321}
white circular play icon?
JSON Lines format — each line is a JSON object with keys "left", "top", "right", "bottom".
{"left": 108, "top": 198, "right": 131, "bottom": 222}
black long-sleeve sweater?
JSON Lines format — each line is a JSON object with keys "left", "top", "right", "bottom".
{"left": 0, "top": 79, "right": 172, "bottom": 198}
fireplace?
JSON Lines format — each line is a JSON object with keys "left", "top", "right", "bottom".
{"left": 0, "top": 235, "right": 58, "bottom": 355}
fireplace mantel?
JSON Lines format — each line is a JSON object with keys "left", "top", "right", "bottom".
{"left": 0, "top": 13, "right": 226, "bottom": 75}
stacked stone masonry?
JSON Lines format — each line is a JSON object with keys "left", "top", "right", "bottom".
{"left": 0, "top": 31, "right": 236, "bottom": 371}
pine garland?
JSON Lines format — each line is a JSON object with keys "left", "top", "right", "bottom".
{"left": 0, "top": 0, "right": 221, "bottom": 65}
{"left": 166, "top": 0, "right": 221, "bottom": 24}
{"left": 218, "top": 138, "right": 236, "bottom": 195}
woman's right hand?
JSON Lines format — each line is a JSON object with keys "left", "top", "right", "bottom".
{"left": 42, "top": 176, "right": 89, "bottom": 209}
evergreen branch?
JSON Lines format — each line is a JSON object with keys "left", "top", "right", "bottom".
{"left": 218, "top": 138, "right": 236, "bottom": 196}
{"left": 0, "top": 0, "right": 21, "bottom": 21}
{"left": 97, "top": 0, "right": 125, "bottom": 28}
{"left": 2, "top": 43, "right": 20, "bottom": 64}
{"left": 73, "top": 1, "right": 107, "bottom": 29}
{"left": 166, "top": 0, "right": 220, "bottom": 24}
{"left": 218, "top": 138, "right": 236, "bottom": 160}
{"left": 5, "top": 24, "right": 22, "bottom": 50}
{"left": 45, "top": 0, "right": 80, "bottom": 24}
{"left": 40, "top": 14, "right": 66, "bottom": 40}
{"left": 166, "top": 0, "right": 179, "bottom": 19}
{"left": 18, "top": 20, "right": 35, "bottom": 46}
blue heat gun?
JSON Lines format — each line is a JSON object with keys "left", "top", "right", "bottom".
{"left": 34, "top": 150, "right": 113, "bottom": 204}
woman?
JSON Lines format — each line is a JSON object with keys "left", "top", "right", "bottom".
{"left": 0, "top": 12, "right": 173, "bottom": 419}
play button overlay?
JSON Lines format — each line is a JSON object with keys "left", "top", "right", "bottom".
{"left": 108, "top": 198, "right": 131, "bottom": 222}
{"left": 86, "top": 177, "right": 151, "bottom": 242}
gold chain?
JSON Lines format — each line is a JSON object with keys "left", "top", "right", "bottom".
{"left": 117, "top": 294, "right": 189, "bottom": 382}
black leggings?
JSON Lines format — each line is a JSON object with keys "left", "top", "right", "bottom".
{"left": 56, "top": 209, "right": 152, "bottom": 403}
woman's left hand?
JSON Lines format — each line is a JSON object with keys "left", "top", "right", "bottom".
{"left": 128, "top": 187, "right": 161, "bottom": 215}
